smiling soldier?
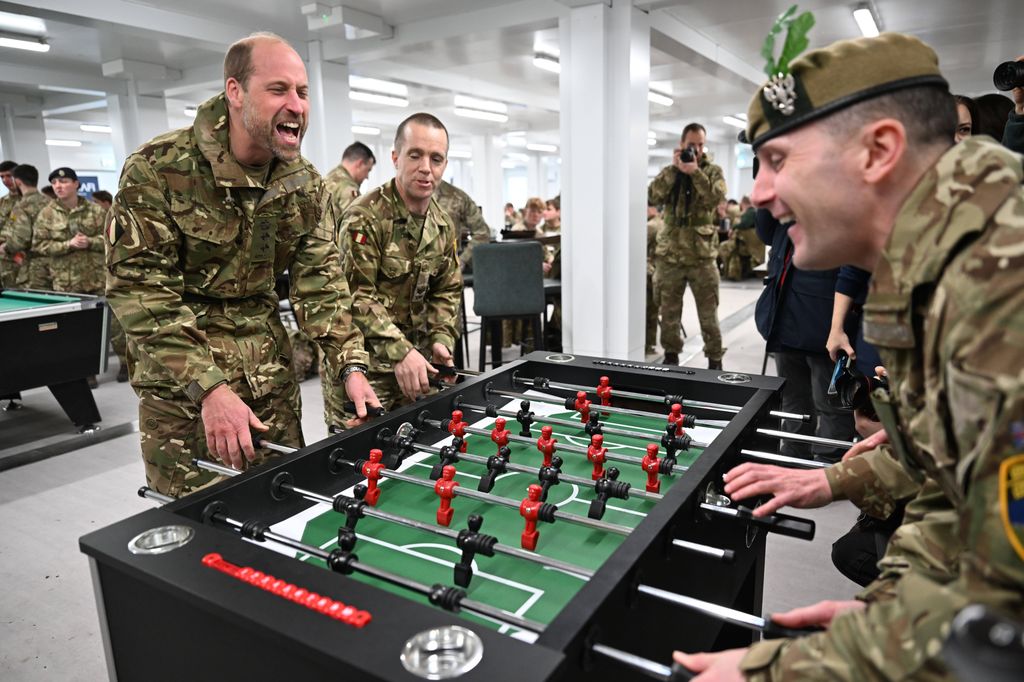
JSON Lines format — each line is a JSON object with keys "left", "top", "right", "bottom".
{"left": 105, "top": 32, "right": 379, "bottom": 497}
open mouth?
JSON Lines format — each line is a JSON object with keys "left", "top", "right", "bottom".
{"left": 276, "top": 121, "right": 301, "bottom": 144}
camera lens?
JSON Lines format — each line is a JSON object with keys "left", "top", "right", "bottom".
{"left": 993, "top": 61, "right": 1024, "bottom": 92}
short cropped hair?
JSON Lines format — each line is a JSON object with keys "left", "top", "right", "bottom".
{"left": 681, "top": 123, "right": 706, "bottom": 139}
{"left": 394, "top": 113, "right": 449, "bottom": 153}
{"left": 524, "top": 197, "right": 545, "bottom": 212}
{"left": 546, "top": 195, "right": 560, "bottom": 211}
{"left": 224, "top": 32, "right": 288, "bottom": 90}
{"left": 822, "top": 85, "right": 956, "bottom": 150}
{"left": 13, "top": 164, "right": 38, "bottom": 187}
{"left": 973, "top": 93, "right": 1014, "bottom": 140}
{"left": 0, "top": 160, "right": 17, "bottom": 173}
{"left": 342, "top": 141, "right": 376, "bottom": 164}
{"left": 92, "top": 190, "right": 113, "bottom": 204}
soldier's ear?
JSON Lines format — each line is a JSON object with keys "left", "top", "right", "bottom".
{"left": 225, "top": 78, "right": 244, "bottom": 109}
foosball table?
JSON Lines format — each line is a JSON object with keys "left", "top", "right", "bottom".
{"left": 80, "top": 352, "right": 829, "bottom": 681}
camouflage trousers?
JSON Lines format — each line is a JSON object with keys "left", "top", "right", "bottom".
{"left": 109, "top": 310, "right": 129, "bottom": 368}
{"left": 26, "top": 255, "right": 53, "bottom": 290}
{"left": 0, "top": 255, "right": 24, "bottom": 287}
{"left": 653, "top": 259, "right": 723, "bottom": 360}
{"left": 719, "top": 239, "right": 748, "bottom": 281}
{"left": 645, "top": 272, "right": 658, "bottom": 350}
{"left": 134, "top": 305, "right": 304, "bottom": 497}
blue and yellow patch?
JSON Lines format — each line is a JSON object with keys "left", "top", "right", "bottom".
{"left": 999, "top": 454, "right": 1024, "bottom": 562}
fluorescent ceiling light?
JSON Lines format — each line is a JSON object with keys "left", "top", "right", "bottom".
{"left": 722, "top": 115, "right": 747, "bottom": 129}
{"left": 351, "top": 124, "right": 381, "bottom": 135}
{"left": 454, "top": 95, "right": 506, "bottom": 114}
{"left": 648, "top": 90, "right": 673, "bottom": 107}
{"left": 0, "top": 33, "right": 49, "bottom": 52}
{"left": 853, "top": 5, "right": 880, "bottom": 37}
{"left": 448, "top": 150, "right": 472, "bottom": 159}
{"left": 40, "top": 85, "right": 106, "bottom": 97}
{"left": 526, "top": 143, "right": 557, "bottom": 153}
{"left": 454, "top": 107, "right": 508, "bottom": 123}
{"left": 350, "top": 90, "right": 409, "bottom": 107}
{"left": 533, "top": 52, "right": 561, "bottom": 74}
{"left": 648, "top": 130, "right": 657, "bottom": 139}
{"left": 505, "top": 152, "right": 530, "bottom": 162}
{"left": 45, "top": 139, "right": 82, "bottom": 147}
{"left": 349, "top": 75, "right": 407, "bottom": 97}
{"left": 184, "top": 106, "right": 198, "bottom": 118}
{"left": 0, "top": 11, "right": 46, "bottom": 35}
{"left": 506, "top": 130, "right": 526, "bottom": 137}
{"left": 647, "top": 138, "right": 657, "bottom": 147}
{"left": 80, "top": 124, "right": 112, "bottom": 133}
{"left": 500, "top": 160, "right": 522, "bottom": 169}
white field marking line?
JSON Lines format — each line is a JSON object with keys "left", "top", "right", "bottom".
{"left": 560, "top": 431, "right": 648, "bottom": 453}
{"left": 550, "top": 484, "right": 581, "bottom": 508}
{"left": 564, "top": 497, "right": 648, "bottom": 519}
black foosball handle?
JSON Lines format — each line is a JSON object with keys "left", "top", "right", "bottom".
{"left": 669, "top": 662, "right": 695, "bottom": 681}
{"left": 342, "top": 402, "right": 387, "bottom": 418}
{"left": 737, "top": 505, "right": 816, "bottom": 541}
{"left": 762, "top": 617, "right": 826, "bottom": 640}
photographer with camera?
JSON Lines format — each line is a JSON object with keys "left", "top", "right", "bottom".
{"left": 648, "top": 123, "right": 727, "bottom": 369}
{"left": 994, "top": 55, "right": 1024, "bottom": 153}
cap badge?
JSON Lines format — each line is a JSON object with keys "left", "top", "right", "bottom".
{"left": 763, "top": 73, "right": 797, "bottom": 116}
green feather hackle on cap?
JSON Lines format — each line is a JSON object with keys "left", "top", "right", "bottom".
{"left": 761, "top": 5, "right": 816, "bottom": 77}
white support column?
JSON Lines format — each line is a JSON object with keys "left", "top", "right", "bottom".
{"left": 107, "top": 81, "right": 169, "bottom": 170}
{"left": 1, "top": 106, "right": 50, "bottom": 176}
{"left": 470, "top": 134, "right": 504, "bottom": 233}
{"left": 560, "top": 1, "right": 649, "bottom": 360}
{"left": 527, "top": 154, "right": 542, "bottom": 198}
{"left": 305, "top": 41, "right": 352, "bottom": 175}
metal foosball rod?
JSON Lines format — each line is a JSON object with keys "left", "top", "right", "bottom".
{"left": 197, "top": 498, "right": 545, "bottom": 633}
{"left": 755, "top": 428, "right": 855, "bottom": 450}
{"left": 511, "top": 374, "right": 811, "bottom": 422}
{"left": 190, "top": 461, "right": 596, "bottom": 582}
{"left": 590, "top": 643, "right": 694, "bottom": 681}
{"left": 700, "top": 502, "right": 816, "bottom": 541}
{"left": 739, "top": 449, "right": 832, "bottom": 469}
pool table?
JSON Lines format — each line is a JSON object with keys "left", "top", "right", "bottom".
{"left": 0, "top": 289, "right": 109, "bottom": 431}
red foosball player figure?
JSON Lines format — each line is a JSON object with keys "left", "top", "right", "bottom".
{"left": 536, "top": 425, "right": 557, "bottom": 467}
{"left": 596, "top": 376, "right": 613, "bottom": 408}
{"left": 361, "top": 448, "right": 387, "bottom": 506}
{"left": 641, "top": 443, "right": 661, "bottom": 494}
{"left": 434, "top": 465, "right": 460, "bottom": 526}
{"left": 519, "top": 483, "right": 544, "bottom": 550}
{"left": 574, "top": 390, "right": 592, "bottom": 424}
{"left": 667, "top": 403, "right": 685, "bottom": 436}
{"left": 449, "top": 411, "right": 469, "bottom": 452}
{"left": 587, "top": 434, "right": 607, "bottom": 481}
{"left": 491, "top": 417, "right": 510, "bottom": 458}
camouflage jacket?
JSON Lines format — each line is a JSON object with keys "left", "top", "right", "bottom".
{"left": 106, "top": 92, "right": 368, "bottom": 404}
{"left": 742, "top": 137, "right": 1024, "bottom": 680}
{"left": 647, "top": 155, "right": 726, "bottom": 264}
{"left": 34, "top": 196, "right": 107, "bottom": 293}
{"left": 435, "top": 180, "right": 492, "bottom": 266}
{"left": 342, "top": 179, "right": 462, "bottom": 369}
{"left": 825, "top": 444, "right": 921, "bottom": 519}
{"left": 323, "top": 163, "right": 361, "bottom": 220}
{"left": 646, "top": 215, "right": 663, "bottom": 276}
{"left": 0, "top": 192, "right": 21, "bottom": 265}
{"left": 4, "top": 191, "right": 51, "bottom": 255}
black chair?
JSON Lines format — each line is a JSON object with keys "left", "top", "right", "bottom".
{"left": 472, "top": 241, "right": 546, "bottom": 369}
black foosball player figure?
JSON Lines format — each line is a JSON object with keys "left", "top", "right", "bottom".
{"left": 361, "top": 449, "right": 387, "bottom": 506}
{"left": 641, "top": 443, "right": 662, "bottom": 493}
{"left": 536, "top": 425, "right": 558, "bottom": 467}
{"left": 519, "top": 483, "right": 545, "bottom": 550}
{"left": 515, "top": 400, "right": 535, "bottom": 436}
{"left": 574, "top": 390, "right": 592, "bottom": 424}
{"left": 587, "top": 434, "right": 608, "bottom": 480}
{"left": 490, "top": 417, "right": 511, "bottom": 458}
{"left": 434, "top": 465, "right": 460, "bottom": 526}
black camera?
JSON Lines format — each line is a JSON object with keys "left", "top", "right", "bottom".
{"left": 993, "top": 60, "right": 1024, "bottom": 91}
{"left": 827, "top": 351, "right": 889, "bottom": 418}
{"left": 679, "top": 145, "right": 696, "bottom": 163}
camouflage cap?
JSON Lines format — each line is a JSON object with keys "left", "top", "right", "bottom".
{"left": 49, "top": 167, "right": 78, "bottom": 182}
{"left": 743, "top": 32, "right": 948, "bottom": 149}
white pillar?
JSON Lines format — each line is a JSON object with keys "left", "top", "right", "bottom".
{"left": 107, "top": 82, "right": 169, "bottom": 170}
{"left": 560, "top": 2, "right": 649, "bottom": 360}
{"left": 527, "top": 154, "right": 542, "bottom": 198}
{"left": 305, "top": 41, "right": 352, "bottom": 175}
{"left": 1, "top": 105, "right": 50, "bottom": 176}
{"left": 470, "top": 134, "right": 504, "bottom": 232}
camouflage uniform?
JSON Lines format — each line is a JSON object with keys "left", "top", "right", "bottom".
{"left": 330, "top": 179, "right": 462, "bottom": 426}
{"left": 4, "top": 191, "right": 51, "bottom": 287}
{"left": 645, "top": 214, "right": 664, "bottom": 351}
{"left": 0, "top": 192, "right": 21, "bottom": 286}
{"left": 100, "top": 206, "right": 130, "bottom": 371}
{"left": 648, "top": 155, "right": 727, "bottom": 361}
{"left": 105, "top": 93, "right": 369, "bottom": 497}
{"left": 719, "top": 207, "right": 765, "bottom": 280}
{"left": 741, "top": 137, "right": 1024, "bottom": 681}
{"left": 435, "top": 180, "right": 492, "bottom": 270}
{"left": 32, "top": 196, "right": 107, "bottom": 293}
{"left": 322, "top": 163, "right": 361, "bottom": 225}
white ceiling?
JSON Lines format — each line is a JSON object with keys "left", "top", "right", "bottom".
{"left": 0, "top": 0, "right": 1015, "bottom": 157}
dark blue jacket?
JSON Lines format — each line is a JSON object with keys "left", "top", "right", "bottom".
{"left": 754, "top": 209, "right": 843, "bottom": 354}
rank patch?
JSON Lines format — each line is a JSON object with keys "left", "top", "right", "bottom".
{"left": 999, "top": 454, "right": 1024, "bottom": 562}
{"left": 352, "top": 231, "right": 368, "bottom": 245}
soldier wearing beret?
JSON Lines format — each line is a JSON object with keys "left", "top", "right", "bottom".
{"left": 31, "top": 168, "right": 107, "bottom": 293}
{"left": 105, "top": 32, "right": 379, "bottom": 497}
{"left": 676, "top": 32, "right": 1024, "bottom": 681}
{"left": 1, "top": 164, "right": 50, "bottom": 287}
{"left": 648, "top": 122, "right": 727, "bottom": 369}
{"left": 332, "top": 112, "right": 462, "bottom": 427}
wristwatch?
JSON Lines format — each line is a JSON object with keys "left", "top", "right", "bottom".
{"left": 340, "top": 365, "right": 367, "bottom": 383}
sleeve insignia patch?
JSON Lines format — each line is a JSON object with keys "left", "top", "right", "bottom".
{"left": 999, "top": 454, "right": 1024, "bottom": 562}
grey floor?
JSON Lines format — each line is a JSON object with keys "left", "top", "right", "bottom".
{"left": 0, "top": 281, "right": 861, "bottom": 680}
